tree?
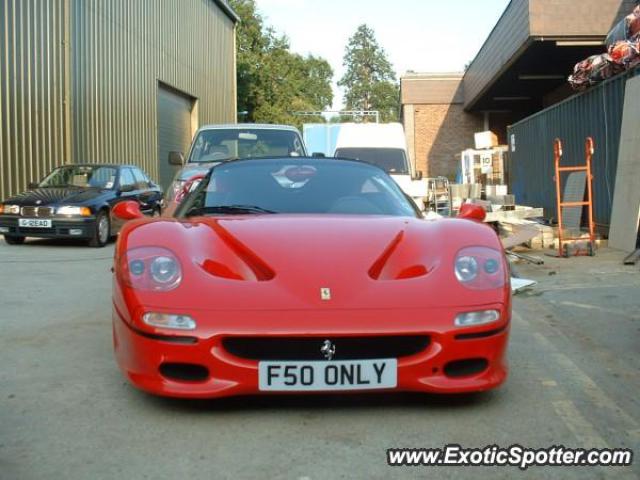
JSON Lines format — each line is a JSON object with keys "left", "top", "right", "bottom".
{"left": 338, "top": 24, "right": 399, "bottom": 122}
{"left": 230, "top": 0, "right": 267, "bottom": 121}
{"left": 228, "top": 0, "right": 333, "bottom": 128}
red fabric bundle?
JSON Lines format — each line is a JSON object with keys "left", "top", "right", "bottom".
{"left": 609, "top": 38, "right": 640, "bottom": 69}
{"left": 568, "top": 54, "right": 624, "bottom": 91}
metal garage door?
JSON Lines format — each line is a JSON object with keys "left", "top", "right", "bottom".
{"left": 157, "top": 84, "right": 195, "bottom": 190}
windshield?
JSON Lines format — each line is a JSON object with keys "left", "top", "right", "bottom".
{"left": 334, "top": 148, "right": 410, "bottom": 175}
{"left": 189, "top": 129, "right": 306, "bottom": 163}
{"left": 39, "top": 165, "right": 118, "bottom": 189}
{"left": 177, "top": 158, "right": 419, "bottom": 218}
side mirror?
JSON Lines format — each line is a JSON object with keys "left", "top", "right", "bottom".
{"left": 312, "top": 152, "right": 326, "bottom": 158}
{"left": 28, "top": 182, "right": 39, "bottom": 189}
{"left": 415, "top": 171, "right": 423, "bottom": 180}
{"left": 457, "top": 203, "right": 486, "bottom": 222}
{"left": 119, "top": 184, "right": 135, "bottom": 193}
{"left": 168, "top": 151, "right": 184, "bottom": 166}
{"left": 113, "top": 201, "right": 144, "bottom": 221}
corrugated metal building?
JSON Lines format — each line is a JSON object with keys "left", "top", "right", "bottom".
{"left": 508, "top": 67, "right": 640, "bottom": 234}
{"left": 0, "top": 0, "right": 238, "bottom": 198}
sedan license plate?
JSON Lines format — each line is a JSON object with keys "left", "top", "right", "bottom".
{"left": 258, "top": 359, "right": 397, "bottom": 391}
{"left": 19, "top": 218, "right": 52, "bottom": 228}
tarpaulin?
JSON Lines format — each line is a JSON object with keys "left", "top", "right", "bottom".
{"left": 606, "top": 5, "right": 640, "bottom": 48}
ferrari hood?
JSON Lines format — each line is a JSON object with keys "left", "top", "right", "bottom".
{"left": 122, "top": 215, "right": 507, "bottom": 310}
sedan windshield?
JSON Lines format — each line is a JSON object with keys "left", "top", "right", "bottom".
{"left": 178, "top": 159, "right": 419, "bottom": 218}
{"left": 334, "top": 148, "right": 410, "bottom": 175}
{"left": 39, "top": 165, "right": 118, "bottom": 189}
{"left": 189, "top": 129, "right": 306, "bottom": 163}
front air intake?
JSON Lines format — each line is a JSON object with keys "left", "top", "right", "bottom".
{"left": 159, "top": 363, "right": 209, "bottom": 382}
{"left": 443, "top": 358, "right": 488, "bottom": 378}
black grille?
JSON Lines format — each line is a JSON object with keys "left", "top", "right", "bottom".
{"left": 21, "top": 206, "right": 54, "bottom": 218}
{"left": 222, "top": 336, "right": 430, "bottom": 361}
{"left": 17, "top": 227, "right": 54, "bottom": 234}
{"left": 21, "top": 206, "right": 37, "bottom": 217}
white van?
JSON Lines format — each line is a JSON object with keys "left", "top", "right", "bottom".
{"left": 332, "top": 123, "right": 427, "bottom": 206}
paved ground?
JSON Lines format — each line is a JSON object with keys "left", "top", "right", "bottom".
{"left": 0, "top": 238, "right": 638, "bottom": 480}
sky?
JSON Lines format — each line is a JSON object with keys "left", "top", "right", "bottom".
{"left": 256, "top": 0, "right": 512, "bottom": 110}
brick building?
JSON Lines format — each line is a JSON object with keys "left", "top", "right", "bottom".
{"left": 401, "top": 73, "right": 482, "bottom": 179}
{"left": 401, "top": 0, "right": 637, "bottom": 180}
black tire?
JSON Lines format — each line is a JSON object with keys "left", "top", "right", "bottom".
{"left": 89, "top": 210, "right": 110, "bottom": 248}
{"left": 4, "top": 235, "right": 25, "bottom": 245}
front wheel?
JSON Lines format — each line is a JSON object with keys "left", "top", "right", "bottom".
{"left": 4, "top": 235, "right": 25, "bottom": 245}
{"left": 89, "top": 211, "right": 110, "bottom": 248}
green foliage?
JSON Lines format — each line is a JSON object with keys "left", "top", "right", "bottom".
{"left": 229, "top": 0, "right": 333, "bottom": 129}
{"left": 338, "top": 24, "right": 400, "bottom": 122}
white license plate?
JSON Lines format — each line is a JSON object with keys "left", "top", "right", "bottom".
{"left": 259, "top": 359, "right": 397, "bottom": 391}
{"left": 19, "top": 218, "right": 52, "bottom": 228}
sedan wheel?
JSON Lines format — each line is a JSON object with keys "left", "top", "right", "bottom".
{"left": 4, "top": 235, "right": 25, "bottom": 245}
{"left": 89, "top": 211, "right": 110, "bottom": 248}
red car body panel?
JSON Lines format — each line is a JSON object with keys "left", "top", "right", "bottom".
{"left": 112, "top": 215, "right": 511, "bottom": 398}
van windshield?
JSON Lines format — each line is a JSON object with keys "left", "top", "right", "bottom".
{"left": 334, "top": 148, "right": 410, "bottom": 175}
{"left": 189, "top": 129, "right": 306, "bottom": 163}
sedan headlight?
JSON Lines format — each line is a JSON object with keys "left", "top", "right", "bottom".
{"left": 57, "top": 206, "right": 91, "bottom": 216}
{"left": 455, "top": 310, "right": 500, "bottom": 327}
{"left": 0, "top": 204, "right": 20, "bottom": 215}
{"left": 454, "top": 247, "right": 506, "bottom": 290}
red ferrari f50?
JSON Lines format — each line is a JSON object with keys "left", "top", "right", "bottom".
{"left": 112, "top": 158, "right": 510, "bottom": 398}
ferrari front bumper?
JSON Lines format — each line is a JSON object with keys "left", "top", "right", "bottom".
{"left": 113, "top": 305, "right": 509, "bottom": 399}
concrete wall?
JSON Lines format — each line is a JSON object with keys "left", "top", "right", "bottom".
{"left": 530, "top": 0, "right": 637, "bottom": 36}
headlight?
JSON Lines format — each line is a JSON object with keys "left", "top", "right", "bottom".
{"left": 454, "top": 255, "right": 478, "bottom": 282}
{"left": 118, "top": 246, "right": 182, "bottom": 291}
{"left": 150, "top": 256, "right": 181, "bottom": 285}
{"left": 0, "top": 204, "right": 20, "bottom": 215}
{"left": 455, "top": 310, "right": 500, "bottom": 327}
{"left": 454, "top": 247, "right": 506, "bottom": 290}
{"left": 143, "top": 313, "right": 196, "bottom": 330}
{"left": 57, "top": 206, "right": 91, "bottom": 216}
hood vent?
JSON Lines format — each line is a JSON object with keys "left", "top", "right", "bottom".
{"left": 200, "top": 221, "right": 275, "bottom": 281}
{"left": 368, "top": 230, "right": 429, "bottom": 281}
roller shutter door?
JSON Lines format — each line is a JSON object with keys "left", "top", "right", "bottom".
{"left": 157, "top": 85, "right": 194, "bottom": 190}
